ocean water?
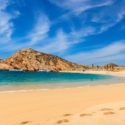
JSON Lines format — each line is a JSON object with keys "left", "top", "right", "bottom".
{"left": 0, "top": 70, "right": 125, "bottom": 91}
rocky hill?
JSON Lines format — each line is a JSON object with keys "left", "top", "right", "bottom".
{"left": 2, "top": 48, "right": 86, "bottom": 71}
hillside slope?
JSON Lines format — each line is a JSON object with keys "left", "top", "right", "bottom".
{"left": 4, "top": 48, "right": 86, "bottom": 71}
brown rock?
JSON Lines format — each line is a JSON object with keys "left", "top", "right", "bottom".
{"left": 4, "top": 48, "right": 86, "bottom": 71}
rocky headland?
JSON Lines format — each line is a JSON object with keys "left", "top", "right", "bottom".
{"left": 0, "top": 48, "right": 86, "bottom": 71}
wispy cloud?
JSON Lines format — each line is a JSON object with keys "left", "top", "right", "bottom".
{"left": 0, "top": 0, "right": 20, "bottom": 43}
{"left": 36, "top": 27, "right": 96, "bottom": 54}
{"left": 28, "top": 14, "right": 50, "bottom": 46}
{"left": 0, "top": 13, "right": 51, "bottom": 53}
{"left": 38, "top": 29, "right": 68, "bottom": 53}
{"left": 50, "top": 0, "right": 125, "bottom": 36}
{"left": 91, "top": 0, "right": 125, "bottom": 33}
{"left": 66, "top": 41, "right": 125, "bottom": 65}
{"left": 49, "top": 0, "right": 113, "bottom": 15}
{"left": 0, "top": 0, "right": 9, "bottom": 10}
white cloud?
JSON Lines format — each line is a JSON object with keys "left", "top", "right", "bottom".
{"left": 66, "top": 41, "right": 125, "bottom": 65}
{"left": 50, "top": 0, "right": 125, "bottom": 36}
{"left": 49, "top": 0, "right": 113, "bottom": 15}
{"left": 0, "top": 0, "right": 9, "bottom": 10}
{"left": 37, "top": 29, "right": 69, "bottom": 53}
{"left": 0, "top": 13, "right": 51, "bottom": 52}
{"left": 28, "top": 14, "right": 50, "bottom": 46}
{"left": 0, "top": 0, "right": 20, "bottom": 43}
{"left": 85, "top": 0, "right": 125, "bottom": 35}
{"left": 36, "top": 26, "right": 96, "bottom": 54}
{"left": 91, "top": 1, "right": 125, "bottom": 34}
{"left": 35, "top": 26, "right": 98, "bottom": 54}
{"left": 70, "top": 26, "right": 96, "bottom": 40}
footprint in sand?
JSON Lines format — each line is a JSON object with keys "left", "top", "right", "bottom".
{"left": 100, "top": 108, "right": 113, "bottom": 111}
{"left": 63, "top": 113, "right": 72, "bottom": 117}
{"left": 100, "top": 108, "right": 115, "bottom": 115}
{"left": 20, "top": 121, "right": 31, "bottom": 124}
{"left": 80, "top": 113, "right": 92, "bottom": 117}
{"left": 56, "top": 119, "right": 69, "bottom": 124}
{"left": 103, "top": 111, "right": 115, "bottom": 115}
{"left": 119, "top": 107, "right": 125, "bottom": 110}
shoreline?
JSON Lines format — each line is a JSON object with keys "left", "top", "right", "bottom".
{"left": 0, "top": 82, "right": 124, "bottom": 94}
{"left": 0, "top": 70, "right": 125, "bottom": 93}
{"left": 0, "top": 80, "right": 125, "bottom": 93}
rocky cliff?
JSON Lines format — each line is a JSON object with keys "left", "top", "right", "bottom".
{"left": 3, "top": 48, "right": 86, "bottom": 71}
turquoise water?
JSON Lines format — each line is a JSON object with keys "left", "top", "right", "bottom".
{"left": 0, "top": 70, "right": 125, "bottom": 91}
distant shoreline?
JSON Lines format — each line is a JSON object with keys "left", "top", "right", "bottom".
{"left": 0, "top": 69, "right": 125, "bottom": 77}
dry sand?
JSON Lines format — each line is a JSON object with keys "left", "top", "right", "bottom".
{"left": 0, "top": 71, "right": 125, "bottom": 125}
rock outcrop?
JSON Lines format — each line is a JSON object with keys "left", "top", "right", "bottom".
{"left": 3, "top": 48, "right": 86, "bottom": 71}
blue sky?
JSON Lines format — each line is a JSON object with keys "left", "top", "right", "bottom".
{"left": 0, "top": 0, "right": 125, "bottom": 65}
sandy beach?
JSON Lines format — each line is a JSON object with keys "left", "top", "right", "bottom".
{"left": 0, "top": 71, "right": 125, "bottom": 125}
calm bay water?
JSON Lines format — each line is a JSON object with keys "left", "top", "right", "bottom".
{"left": 0, "top": 70, "right": 125, "bottom": 91}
